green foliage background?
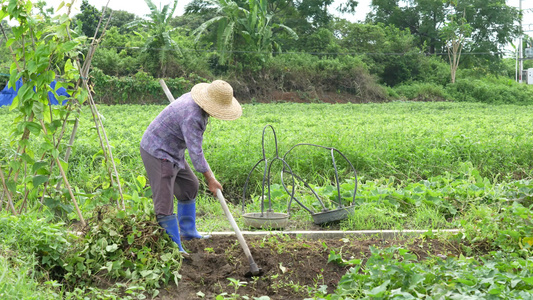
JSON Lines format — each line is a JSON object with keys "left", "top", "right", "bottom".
{"left": 0, "top": 0, "right": 531, "bottom": 105}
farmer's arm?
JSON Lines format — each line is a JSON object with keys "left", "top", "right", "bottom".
{"left": 202, "top": 170, "right": 222, "bottom": 195}
{"left": 182, "top": 115, "right": 222, "bottom": 196}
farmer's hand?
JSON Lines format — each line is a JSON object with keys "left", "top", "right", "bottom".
{"left": 203, "top": 170, "right": 222, "bottom": 196}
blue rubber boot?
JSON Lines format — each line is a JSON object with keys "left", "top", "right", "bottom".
{"left": 177, "top": 199, "right": 211, "bottom": 240}
{"left": 157, "top": 214, "right": 187, "bottom": 254}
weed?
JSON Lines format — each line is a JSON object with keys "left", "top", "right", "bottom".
{"left": 226, "top": 277, "right": 248, "bottom": 299}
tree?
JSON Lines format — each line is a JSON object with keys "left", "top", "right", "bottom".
{"left": 454, "top": 0, "right": 520, "bottom": 73}
{"left": 77, "top": 0, "right": 100, "bottom": 39}
{"left": 368, "top": 0, "right": 446, "bottom": 54}
{"left": 440, "top": 3, "right": 471, "bottom": 83}
{"left": 240, "top": 0, "right": 298, "bottom": 57}
{"left": 334, "top": 20, "right": 422, "bottom": 86}
{"left": 104, "top": 9, "right": 138, "bottom": 34}
{"left": 191, "top": 0, "right": 241, "bottom": 65}
{"left": 188, "top": 0, "right": 355, "bottom": 55}
{"left": 34, "top": 0, "right": 54, "bottom": 18}
{"left": 192, "top": 0, "right": 297, "bottom": 65}
{"left": 296, "top": 0, "right": 334, "bottom": 28}
{"left": 367, "top": 0, "right": 520, "bottom": 61}
{"left": 127, "top": 0, "right": 181, "bottom": 77}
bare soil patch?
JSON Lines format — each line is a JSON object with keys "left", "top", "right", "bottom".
{"left": 157, "top": 234, "right": 463, "bottom": 300}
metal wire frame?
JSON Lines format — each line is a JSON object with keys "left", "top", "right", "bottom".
{"left": 241, "top": 125, "right": 296, "bottom": 217}
{"left": 281, "top": 143, "right": 358, "bottom": 215}
{"left": 241, "top": 125, "right": 359, "bottom": 223}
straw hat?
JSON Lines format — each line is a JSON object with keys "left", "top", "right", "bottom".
{"left": 191, "top": 80, "right": 242, "bottom": 120}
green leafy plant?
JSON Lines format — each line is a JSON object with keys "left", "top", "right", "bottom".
{"left": 317, "top": 247, "right": 533, "bottom": 299}
{"left": 62, "top": 206, "right": 183, "bottom": 298}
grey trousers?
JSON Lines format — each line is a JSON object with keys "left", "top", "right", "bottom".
{"left": 140, "top": 147, "right": 199, "bottom": 215}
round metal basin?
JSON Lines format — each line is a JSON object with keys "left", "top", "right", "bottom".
{"left": 312, "top": 205, "right": 355, "bottom": 225}
{"left": 243, "top": 212, "right": 289, "bottom": 229}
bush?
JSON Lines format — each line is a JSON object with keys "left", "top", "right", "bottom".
{"left": 230, "top": 53, "right": 388, "bottom": 102}
{"left": 91, "top": 48, "right": 141, "bottom": 77}
{"left": 90, "top": 68, "right": 206, "bottom": 105}
{"left": 393, "top": 82, "right": 450, "bottom": 101}
{"left": 0, "top": 213, "right": 72, "bottom": 278}
{"left": 0, "top": 208, "right": 183, "bottom": 299}
{"left": 446, "top": 76, "right": 533, "bottom": 105}
{"left": 413, "top": 55, "right": 451, "bottom": 86}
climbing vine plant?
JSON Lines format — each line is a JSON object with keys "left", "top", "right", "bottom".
{"left": 0, "top": 0, "right": 124, "bottom": 224}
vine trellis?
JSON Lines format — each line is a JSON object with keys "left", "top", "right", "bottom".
{"left": 0, "top": 0, "right": 124, "bottom": 226}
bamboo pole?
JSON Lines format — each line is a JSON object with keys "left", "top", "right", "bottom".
{"left": 0, "top": 167, "right": 17, "bottom": 215}
{"left": 34, "top": 119, "right": 85, "bottom": 225}
{"left": 61, "top": 0, "right": 125, "bottom": 211}
{"left": 85, "top": 90, "right": 125, "bottom": 210}
{"left": 159, "top": 79, "right": 175, "bottom": 103}
{"left": 55, "top": 118, "right": 79, "bottom": 190}
{"left": 75, "top": 4, "right": 126, "bottom": 210}
{"left": 54, "top": 156, "right": 84, "bottom": 225}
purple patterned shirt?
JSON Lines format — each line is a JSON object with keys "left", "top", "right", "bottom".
{"left": 140, "top": 93, "right": 210, "bottom": 173}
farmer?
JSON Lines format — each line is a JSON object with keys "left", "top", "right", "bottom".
{"left": 140, "top": 80, "right": 242, "bottom": 253}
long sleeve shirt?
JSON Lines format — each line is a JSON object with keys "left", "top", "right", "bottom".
{"left": 140, "top": 93, "right": 210, "bottom": 173}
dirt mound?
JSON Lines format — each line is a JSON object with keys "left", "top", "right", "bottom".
{"left": 157, "top": 234, "right": 462, "bottom": 299}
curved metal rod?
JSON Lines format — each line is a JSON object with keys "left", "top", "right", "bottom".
{"left": 261, "top": 124, "right": 278, "bottom": 159}
{"left": 280, "top": 168, "right": 320, "bottom": 214}
{"left": 242, "top": 158, "right": 266, "bottom": 213}
{"left": 282, "top": 143, "right": 358, "bottom": 211}
{"left": 266, "top": 157, "right": 297, "bottom": 215}
{"left": 261, "top": 158, "right": 268, "bottom": 214}
{"left": 242, "top": 125, "right": 296, "bottom": 217}
{"left": 258, "top": 125, "right": 276, "bottom": 215}
{"left": 330, "top": 148, "right": 342, "bottom": 208}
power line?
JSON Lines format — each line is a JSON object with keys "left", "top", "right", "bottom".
{"left": 97, "top": 45, "right": 512, "bottom": 56}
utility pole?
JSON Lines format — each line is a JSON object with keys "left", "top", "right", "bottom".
{"left": 518, "top": 0, "right": 524, "bottom": 83}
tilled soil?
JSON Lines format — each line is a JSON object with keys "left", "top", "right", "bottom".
{"left": 156, "top": 234, "right": 464, "bottom": 300}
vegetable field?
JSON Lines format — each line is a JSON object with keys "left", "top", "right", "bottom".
{"left": 1, "top": 101, "right": 533, "bottom": 299}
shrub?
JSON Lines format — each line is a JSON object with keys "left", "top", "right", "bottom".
{"left": 230, "top": 53, "right": 388, "bottom": 102}
{"left": 446, "top": 76, "right": 533, "bottom": 105}
{"left": 393, "top": 82, "right": 450, "bottom": 101}
{"left": 92, "top": 48, "right": 141, "bottom": 77}
{"left": 90, "top": 68, "right": 206, "bottom": 105}
{"left": 0, "top": 208, "right": 183, "bottom": 299}
{"left": 414, "top": 55, "right": 451, "bottom": 86}
{"left": 0, "top": 213, "right": 72, "bottom": 278}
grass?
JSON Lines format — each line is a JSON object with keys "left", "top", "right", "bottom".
{"left": 340, "top": 202, "right": 448, "bottom": 231}
{"left": 3, "top": 101, "right": 533, "bottom": 197}
{"left": 0, "top": 255, "right": 45, "bottom": 300}
{"left": 0, "top": 215, "right": 66, "bottom": 300}
{"left": 1, "top": 101, "right": 533, "bottom": 299}
{"left": 2, "top": 101, "right": 533, "bottom": 232}
{"left": 1, "top": 101, "right": 533, "bottom": 233}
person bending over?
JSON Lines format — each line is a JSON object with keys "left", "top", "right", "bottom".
{"left": 140, "top": 80, "right": 242, "bottom": 253}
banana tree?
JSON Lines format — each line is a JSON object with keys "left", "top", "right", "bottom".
{"left": 192, "top": 0, "right": 297, "bottom": 64}
{"left": 192, "top": 0, "right": 243, "bottom": 64}
{"left": 239, "top": 0, "right": 298, "bottom": 61}
{"left": 128, "top": 0, "right": 181, "bottom": 77}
